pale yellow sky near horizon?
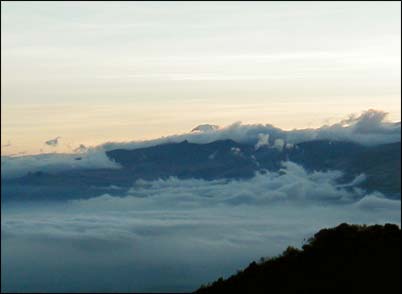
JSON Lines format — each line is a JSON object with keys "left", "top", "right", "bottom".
{"left": 1, "top": 1, "right": 401, "bottom": 155}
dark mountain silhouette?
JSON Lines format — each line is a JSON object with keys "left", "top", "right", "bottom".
{"left": 289, "top": 141, "right": 401, "bottom": 195}
{"left": 106, "top": 139, "right": 258, "bottom": 179}
{"left": 106, "top": 139, "right": 400, "bottom": 195}
{"left": 195, "top": 223, "right": 401, "bottom": 294}
{"left": 2, "top": 140, "right": 400, "bottom": 201}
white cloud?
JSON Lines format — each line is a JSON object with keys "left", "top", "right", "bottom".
{"left": 285, "top": 142, "right": 294, "bottom": 149}
{"left": 273, "top": 138, "right": 285, "bottom": 151}
{"left": 64, "top": 161, "right": 394, "bottom": 209}
{"left": 354, "top": 193, "right": 401, "bottom": 211}
{"left": 100, "top": 109, "right": 401, "bottom": 152}
{"left": 255, "top": 133, "right": 270, "bottom": 150}
{"left": 230, "top": 147, "right": 242, "bottom": 156}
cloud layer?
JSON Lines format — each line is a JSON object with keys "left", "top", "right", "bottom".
{"left": 101, "top": 109, "right": 401, "bottom": 151}
{"left": 71, "top": 161, "right": 373, "bottom": 209}
{"left": 1, "top": 162, "right": 400, "bottom": 292}
{"left": 1, "top": 149, "right": 120, "bottom": 179}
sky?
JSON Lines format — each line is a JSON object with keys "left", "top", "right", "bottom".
{"left": 1, "top": 1, "right": 401, "bottom": 155}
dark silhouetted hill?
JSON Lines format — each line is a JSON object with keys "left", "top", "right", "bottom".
{"left": 196, "top": 223, "right": 401, "bottom": 294}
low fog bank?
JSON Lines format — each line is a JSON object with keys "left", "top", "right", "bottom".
{"left": 2, "top": 202, "right": 400, "bottom": 292}
{"left": 1, "top": 161, "right": 400, "bottom": 292}
{"left": 1, "top": 149, "right": 121, "bottom": 179}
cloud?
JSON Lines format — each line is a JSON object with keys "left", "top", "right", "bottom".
{"left": 73, "top": 144, "right": 88, "bottom": 153}
{"left": 354, "top": 193, "right": 401, "bottom": 211}
{"left": 273, "top": 138, "right": 285, "bottom": 151}
{"left": 1, "top": 161, "right": 400, "bottom": 292}
{"left": 340, "top": 109, "right": 391, "bottom": 134}
{"left": 255, "top": 133, "right": 269, "bottom": 150}
{"left": 65, "top": 161, "right": 394, "bottom": 209}
{"left": 1, "top": 148, "right": 120, "bottom": 179}
{"left": 1, "top": 109, "right": 400, "bottom": 180}
{"left": 191, "top": 124, "right": 220, "bottom": 133}
{"left": 285, "top": 142, "right": 294, "bottom": 149}
{"left": 100, "top": 109, "right": 401, "bottom": 152}
{"left": 230, "top": 147, "right": 242, "bottom": 156}
{"left": 45, "top": 136, "right": 61, "bottom": 147}
{"left": 337, "top": 173, "right": 367, "bottom": 188}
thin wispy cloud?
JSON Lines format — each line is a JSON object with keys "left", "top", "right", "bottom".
{"left": 44, "top": 136, "right": 61, "bottom": 147}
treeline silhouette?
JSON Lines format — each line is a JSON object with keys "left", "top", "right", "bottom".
{"left": 196, "top": 223, "right": 401, "bottom": 293}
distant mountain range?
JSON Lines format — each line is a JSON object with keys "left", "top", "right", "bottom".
{"left": 2, "top": 139, "right": 400, "bottom": 201}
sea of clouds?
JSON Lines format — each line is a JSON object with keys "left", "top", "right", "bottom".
{"left": 1, "top": 109, "right": 401, "bottom": 292}
{"left": 1, "top": 161, "right": 400, "bottom": 292}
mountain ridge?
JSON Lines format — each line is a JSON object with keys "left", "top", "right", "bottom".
{"left": 2, "top": 139, "right": 400, "bottom": 201}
